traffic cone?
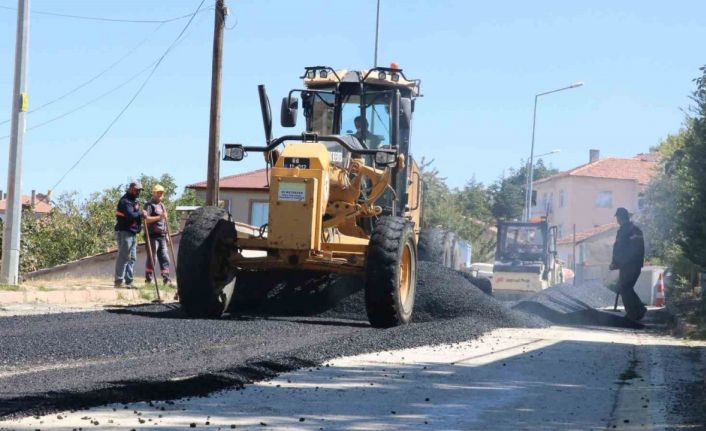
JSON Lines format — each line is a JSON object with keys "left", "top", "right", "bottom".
{"left": 654, "top": 273, "right": 665, "bottom": 307}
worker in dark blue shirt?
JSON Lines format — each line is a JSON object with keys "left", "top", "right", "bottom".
{"left": 610, "top": 207, "right": 647, "bottom": 320}
{"left": 114, "top": 181, "right": 143, "bottom": 288}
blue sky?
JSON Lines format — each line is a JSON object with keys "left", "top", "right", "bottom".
{"left": 0, "top": 0, "right": 704, "bottom": 197}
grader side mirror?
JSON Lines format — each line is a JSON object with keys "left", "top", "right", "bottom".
{"left": 281, "top": 97, "right": 299, "bottom": 127}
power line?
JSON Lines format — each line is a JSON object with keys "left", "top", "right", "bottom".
{"left": 0, "top": 23, "right": 165, "bottom": 127}
{"left": 51, "top": 0, "right": 208, "bottom": 190}
{"left": 0, "top": 60, "right": 157, "bottom": 140}
{"left": 0, "top": 4, "right": 212, "bottom": 24}
{"left": 0, "top": 4, "right": 209, "bottom": 140}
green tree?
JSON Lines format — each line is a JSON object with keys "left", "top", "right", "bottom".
{"left": 677, "top": 67, "right": 706, "bottom": 268}
{"left": 420, "top": 159, "right": 496, "bottom": 261}
{"left": 0, "top": 174, "right": 204, "bottom": 274}
{"left": 644, "top": 65, "right": 706, "bottom": 316}
{"left": 488, "top": 158, "right": 558, "bottom": 220}
{"left": 136, "top": 173, "right": 203, "bottom": 232}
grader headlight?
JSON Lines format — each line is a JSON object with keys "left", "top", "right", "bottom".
{"left": 375, "top": 151, "right": 397, "bottom": 167}
{"left": 223, "top": 144, "right": 245, "bottom": 161}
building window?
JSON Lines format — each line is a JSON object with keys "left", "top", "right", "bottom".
{"left": 559, "top": 190, "right": 565, "bottom": 208}
{"left": 595, "top": 191, "right": 613, "bottom": 208}
{"left": 637, "top": 192, "right": 646, "bottom": 211}
{"left": 250, "top": 201, "right": 269, "bottom": 227}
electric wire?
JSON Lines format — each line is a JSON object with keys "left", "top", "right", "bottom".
{"left": 0, "top": 1, "right": 212, "bottom": 140}
{"left": 0, "top": 60, "right": 159, "bottom": 140}
{"left": 50, "top": 0, "right": 208, "bottom": 191}
{"left": 0, "top": 4, "right": 212, "bottom": 24}
{"left": 0, "top": 23, "right": 165, "bottom": 127}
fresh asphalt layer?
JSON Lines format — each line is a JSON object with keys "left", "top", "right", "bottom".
{"left": 6, "top": 326, "right": 704, "bottom": 430}
{"left": 0, "top": 263, "right": 652, "bottom": 421}
{"left": 0, "top": 263, "right": 546, "bottom": 419}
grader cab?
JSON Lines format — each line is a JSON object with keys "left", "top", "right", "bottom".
{"left": 177, "top": 66, "right": 427, "bottom": 327}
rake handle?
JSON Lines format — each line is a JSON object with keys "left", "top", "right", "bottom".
{"left": 143, "top": 221, "right": 162, "bottom": 302}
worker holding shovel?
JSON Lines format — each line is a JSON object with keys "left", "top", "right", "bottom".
{"left": 143, "top": 184, "right": 172, "bottom": 286}
{"left": 609, "top": 207, "right": 647, "bottom": 321}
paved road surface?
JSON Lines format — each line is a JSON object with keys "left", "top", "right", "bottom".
{"left": 1, "top": 266, "right": 704, "bottom": 429}
{"left": 0, "top": 263, "right": 545, "bottom": 419}
{"left": 3, "top": 325, "right": 704, "bottom": 430}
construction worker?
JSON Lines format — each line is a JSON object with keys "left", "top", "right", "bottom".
{"left": 609, "top": 207, "right": 647, "bottom": 320}
{"left": 114, "top": 181, "right": 144, "bottom": 288}
{"left": 144, "top": 184, "right": 171, "bottom": 285}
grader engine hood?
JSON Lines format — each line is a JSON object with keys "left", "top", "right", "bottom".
{"left": 268, "top": 143, "right": 331, "bottom": 251}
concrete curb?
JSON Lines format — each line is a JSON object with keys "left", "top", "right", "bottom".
{"left": 0, "top": 288, "right": 143, "bottom": 305}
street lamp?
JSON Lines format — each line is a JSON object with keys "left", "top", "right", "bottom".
{"left": 535, "top": 149, "right": 561, "bottom": 159}
{"left": 524, "top": 149, "right": 560, "bottom": 216}
{"left": 523, "top": 82, "right": 583, "bottom": 221}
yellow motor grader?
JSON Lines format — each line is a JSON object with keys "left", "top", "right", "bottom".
{"left": 177, "top": 66, "right": 431, "bottom": 327}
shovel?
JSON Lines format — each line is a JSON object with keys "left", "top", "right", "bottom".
{"left": 164, "top": 212, "right": 179, "bottom": 300}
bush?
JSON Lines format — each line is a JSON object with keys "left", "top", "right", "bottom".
{"left": 0, "top": 174, "right": 203, "bottom": 274}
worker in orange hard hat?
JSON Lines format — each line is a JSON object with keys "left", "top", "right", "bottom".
{"left": 143, "top": 184, "right": 171, "bottom": 285}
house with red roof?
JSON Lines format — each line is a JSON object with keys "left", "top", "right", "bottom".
{"left": 0, "top": 190, "right": 52, "bottom": 221}
{"left": 531, "top": 149, "right": 657, "bottom": 279}
{"left": 531, "top": 149, "right": 657, "bottom": 239}
{"left": 186, "top": 169, "right": 270, "bottom": 227}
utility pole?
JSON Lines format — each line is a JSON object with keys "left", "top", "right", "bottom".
{"left": 205, "top": 0, "right": 226, "bottom": 206}
{"left": 373, "top": 0, "right": 381, "bottom": 67}
{"left": 1, "top": 0, "right": 30, "bottom": 285}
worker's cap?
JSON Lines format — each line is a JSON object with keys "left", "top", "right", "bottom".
{"left": 152, "top": 184, "right": 165, "bottom": 193}
{"left": 614, "top": 207, "right": 630, "bottom": 219}
{"left": 128, "top": 181, "right": 143, "bottom": 190}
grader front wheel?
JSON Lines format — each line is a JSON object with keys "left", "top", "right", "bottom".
{"left": 177, "top": 206, "right": 237, "bottom": 318}
{"left": 364, "top": 217, "right": 417, "bottom": 328}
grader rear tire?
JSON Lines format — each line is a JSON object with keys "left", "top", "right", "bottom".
{"left": 364, "top": 217, "right": 417, "bottom": 328}
{"left": 418, "top": 228, "right": 456, "bottom": 268}
{"left": 177, "top": 206, "right": 237, "bottom": 318}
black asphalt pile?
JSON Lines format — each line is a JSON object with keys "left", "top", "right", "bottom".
{"left": 512, "top": 282, "right": 643, "bottom": 329}
{"left": 541, "top": 280, "right": 618, "bottom": 309}
{"left": 0, "top": 262, "right": 546, "bottom": 418}
{"left": 232, "top": 261, "right": 544, "bottom": 327}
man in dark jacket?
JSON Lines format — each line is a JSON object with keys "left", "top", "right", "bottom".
{"left": 610, "top": 207, "right": 647, "bottom": 320}
{"left": 114, "top": 181, "right": 143, "bottom": 288}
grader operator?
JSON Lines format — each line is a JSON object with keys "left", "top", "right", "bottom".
{"left": 177, "top": 66, "right": 431, "bottom": 327}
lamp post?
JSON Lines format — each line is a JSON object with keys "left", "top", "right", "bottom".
{"left": 536, "top": 149, "right": 561, "bottom": 158}
{"left": 525, "top": 149, "right": 560, "bottom": 217}
{"left": 523, "top": 82, "right": 583, "bottom": 222}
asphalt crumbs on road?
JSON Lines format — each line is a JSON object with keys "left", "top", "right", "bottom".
{"left": 0, "top": 262, "right": 546, "bottom": 419}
